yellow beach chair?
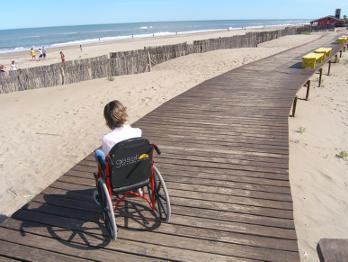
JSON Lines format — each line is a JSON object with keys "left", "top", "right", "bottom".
{"left": 314, "top": 48, "right": 332, "bottom": 59}
{"left": 302, "top": 52, "right": 325, "bottom": 69}
{"left": 337, "top": 37, "right": 347, "bottom": 44}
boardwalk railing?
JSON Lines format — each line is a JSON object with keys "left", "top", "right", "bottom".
{"left": 0, "top": 25, "right": 318, "bottom": 94}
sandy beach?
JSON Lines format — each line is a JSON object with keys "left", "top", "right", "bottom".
{"left": 0, "top": 25, "right": 303, "bottom": 69}
{"left": 289, "top": 53, "right": 348, "bottom": 261}
{"left": 1, "top": 27, "right": 347, "bottom": 260}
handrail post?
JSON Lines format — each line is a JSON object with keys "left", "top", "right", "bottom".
{"left": 327, "top": 60, "right": 332, "bottom": 76}
{"left": 318, "top": 68, "right": 323, "bottom": 87}
{"left": 290, "top": 96, "right": 298, "bottom": 117}
{"left": 305, "top": 80, "right": 311, "bottom": 101}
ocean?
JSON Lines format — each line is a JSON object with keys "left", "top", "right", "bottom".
{"left": 0, "top": 19, "right": 309, "bottom": 54}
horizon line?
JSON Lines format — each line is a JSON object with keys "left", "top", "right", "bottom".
{"left": 0, "top": 18, "right": 311, "bottom": 31}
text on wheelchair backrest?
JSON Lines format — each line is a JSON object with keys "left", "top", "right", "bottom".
{"left": 112, "top": 153, "right": 150, "bottom": 168}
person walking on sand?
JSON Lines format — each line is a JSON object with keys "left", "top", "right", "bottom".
{"left": 60, "top": 51, "right": 65, "bottom": 63}
{"left": 10, "top": 61, "right": 17, "bottom": 71}
{"left": 42, "top": 46, "right": 47, "bottom": 59}
{"left": 30, "top": 48, "right": 36, "bottom": 60}
{"left": 80, "top": 44, "right": 83, "bottom": 52}
{"left": 38, "top": 48, "right": 43, "bottom": 60}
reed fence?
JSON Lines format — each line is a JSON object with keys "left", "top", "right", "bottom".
{"left": 0, "top": 26, "right": 317, "bottom": 94}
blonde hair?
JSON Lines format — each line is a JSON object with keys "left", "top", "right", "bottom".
{"left": 104, "top": 100, "right": 128, "bottom": 129}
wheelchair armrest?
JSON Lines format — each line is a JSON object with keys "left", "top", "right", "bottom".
{"left": 95, "top": 150, "right": 106, "bottom": 170}
{"left": 153, "top": 144, "right": 161, "bottom": 155}
{"left": 96, "top": 156, "right": 106, "bottom": 170}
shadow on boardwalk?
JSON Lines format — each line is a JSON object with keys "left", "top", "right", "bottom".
{"left": 11, "top": 188, "right": 161, "bottom": 250}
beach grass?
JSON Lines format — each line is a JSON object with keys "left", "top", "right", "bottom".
{"left": 336, "top": 151, "right": 348, "bottom": 160}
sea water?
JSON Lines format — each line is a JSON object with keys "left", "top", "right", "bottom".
{"left": 0, "top": 19, "right": 309, "bottom": 54}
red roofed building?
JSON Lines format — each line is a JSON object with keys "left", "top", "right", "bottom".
{"left": 311, "top": 16, "right": 344, "bottom": 27}
{"left": 311, "top": 9, "right": 345, "bottom": 27}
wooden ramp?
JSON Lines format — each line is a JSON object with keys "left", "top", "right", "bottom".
{"left": 0, "top": 33, "right": 342, "bottom": 262}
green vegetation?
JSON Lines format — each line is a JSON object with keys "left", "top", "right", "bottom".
{"left": 336, "top": 151, "right": 348, "bottom": 160}
{"left": 301, "top": 31, "right": 311, "bottom": 35}
{"left": 296, "top": 126, "right": 306, "bottom": 134}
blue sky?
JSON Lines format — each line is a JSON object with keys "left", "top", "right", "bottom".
{"left": 1, "top": 0, "right": 347, "bottom": 29}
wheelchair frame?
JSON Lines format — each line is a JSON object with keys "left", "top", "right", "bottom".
{"left": 94, "top": 141, "right": 171, "bottom": 240}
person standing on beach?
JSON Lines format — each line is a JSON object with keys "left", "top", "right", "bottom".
{"left": 80, "top": 44, "right": 83, "bottom": 52}
{"left": 10, "top": 61, "right": 17, "bottom": 71}
{"left": 0, "top": 64, "right": 5, "bottom": 73}
{"left": 30, "top": 48, "right": 36, "bottom": 60}
{"left": 60, "top": 51, "right": 65, "bottom": 63}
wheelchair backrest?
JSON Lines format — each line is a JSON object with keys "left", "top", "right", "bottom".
{"left": 107, "top": 137, "right": 153, "bottom": 190}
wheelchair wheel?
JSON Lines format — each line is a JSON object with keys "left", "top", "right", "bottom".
{"left": 97, "top": 179, "right": 117, "bottom": 240}
{"left": 152, "top": 165, "right": 171, "bottom": 222}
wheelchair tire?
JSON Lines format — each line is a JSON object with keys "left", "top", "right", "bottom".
{"left": 93, "top": 189, "right": 100, "bottom": 206}
{"left": 97, "top": 179, "right": 117, "bottom": 240}
{"left": 153, "top": 165, "right": 171, "bottom": 222}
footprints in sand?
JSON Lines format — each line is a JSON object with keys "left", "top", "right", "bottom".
{"left": 141, "top": 96, "right": 152, "bottom": 106}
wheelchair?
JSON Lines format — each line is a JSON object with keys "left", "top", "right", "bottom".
{"left": 93, "top": 137, "right": 171, "bottom": 240}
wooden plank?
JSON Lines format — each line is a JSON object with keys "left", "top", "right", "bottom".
{"left": 317, "top": 239, "right": 348, "bottom": 262}
{"left": 0, "top": 239, "right": 88, "bottom": 262}
{"left": 0, "top": 256, "right": 22, "bottom": 262}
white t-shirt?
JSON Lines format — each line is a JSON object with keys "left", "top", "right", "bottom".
{"left": 102, "top": 124, "right": 142, "bottom": 155}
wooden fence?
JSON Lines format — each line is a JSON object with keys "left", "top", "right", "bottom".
{"left": 0, "top": 26, "right": 313, "bottom": 94}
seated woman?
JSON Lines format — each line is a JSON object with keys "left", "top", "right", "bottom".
{"left": 95, "top": 100, "right": 142, "bottom": 164}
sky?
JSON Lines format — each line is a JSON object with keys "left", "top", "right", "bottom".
{"left": 1, "top": 0, "right": 348, "bottom": 30}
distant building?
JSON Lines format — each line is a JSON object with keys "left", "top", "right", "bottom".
{"left": 311, "top": 9, "right": 345, "bottom": 27}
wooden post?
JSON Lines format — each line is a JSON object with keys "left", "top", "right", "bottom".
{"left": 327, "top": 60, "right": 332, "bottom": 76}
{"left": 305, "top": 80, "right": 310, "bottom": 101}
{"left": 290, "top": 96, "right": 298, "bottom": 117}
{"left": 147, "top": 50, "right": 152, "bottom": 72}
{"left": 340, "top": 50, "right": 343, "bottom": 58}
{"left": 318, "top": 68, "right": 323, "bottom": 87}
{"left": 335, "top": 54, "right": 338, "bottom": 63}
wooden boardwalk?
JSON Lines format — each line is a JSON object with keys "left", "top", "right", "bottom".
{"left": 0, "top": 33, "right": 342, "bottom": 262}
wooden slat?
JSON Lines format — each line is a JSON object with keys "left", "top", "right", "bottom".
{"left": 317, "top": 239, "right": 348, "bottom": 262}
{"left": 0, "top": 239, "right": 88, "bottom": 262}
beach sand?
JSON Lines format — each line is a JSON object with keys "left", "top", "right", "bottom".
{"left": 0, "top": 25, "right": 304, "bottom": 69}
{"left": 289, "top": 53, "right": 348, "bottom": 261}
